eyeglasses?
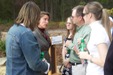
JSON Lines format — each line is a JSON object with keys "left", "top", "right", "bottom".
{"left": 82, "top": 13, "right": 89, "bottom": 17}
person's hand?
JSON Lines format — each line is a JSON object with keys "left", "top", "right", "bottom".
{"left": 73, "top": 45, "right": 79, "bottom": 55}
{"left": 77, "top": 38, "right": 82, "bottom": 45}
{"left": 42, "top": 58, "right": 48, "bottom": 62}
{"left": 65, "top": 40, "right": 72, "bottom": 47}
{"left": 78, "top": 52, "right": 90, "bottom": 60}
{"left": 63, "top": 58, "right": 69, "bottom": 66}
{"left": 66, "top": 63, "right": 72, "bottom": 68}
{"left": 64, "top": 50, "right": 67, "bottom": 54}
{"left": 63, "top": 58, "right": 71, "bottom": 68}
{"left": 44, "top": 60, "right": 50, "bottom": 74}
{"left": 42, "top": 58, "right": 50, "bottom": 74}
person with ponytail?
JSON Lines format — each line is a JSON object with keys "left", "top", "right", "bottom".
{"left": 78, "top": 1, "right": 111, "bottom": 75}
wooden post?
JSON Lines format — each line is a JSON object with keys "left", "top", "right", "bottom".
{"left": 50, "top": 45, "right": 56, "bottom": 74}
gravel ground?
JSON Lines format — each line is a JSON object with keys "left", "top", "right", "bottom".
{"left": 0, "top": 66, "right": 62, "bottom": 75}
{"left": 0, "top": 66, "right": 6, "bottom": 75}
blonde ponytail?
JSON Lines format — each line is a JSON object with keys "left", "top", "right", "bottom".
{"left": 101, "top": 9, "right": 112, "bottom": 42}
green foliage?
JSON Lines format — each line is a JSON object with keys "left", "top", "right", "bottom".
{"left": 0, "top": 19, "right": 13, "bottom": 25}
{"left": 99, "top": 0, "right": 108, "bottom": 3}
{"left": 48, "top": 21, "right": 65, "bottom": 29}
{"left": 79, "top": 1, "right": 86, "bottom": 5}
{"left": 107, "top": 8, "right": 113, "bottom": 16}
{"left": 48, "top": 21, "right": 59, "bottom": 29}
{"left": 0, "top": 19, "right": 13, "bottom": 32}
{"left": 0, "top": 0, "right": 13, "bottom": 20}
{"left": 0, "top": 0, "right": 113, "bottom": 22}
{"left": 0, "top": 40, "right": 6, "bottom": 52}
{"left": 59, "top": 21, "right": 65, "bottom": 28}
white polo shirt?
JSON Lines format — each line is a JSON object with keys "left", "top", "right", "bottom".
{"left": 86, "top": 21, "right": 110, "bottom": 75}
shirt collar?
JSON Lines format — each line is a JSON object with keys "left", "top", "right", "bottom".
{"left": 20, "top": 23, "right": 25, "bottom": 26}
{"left": 76, "top": 25, "right": 83, "bottom": 31}
{"left": 89, "top": 20, "right": 101, "bottom": 28}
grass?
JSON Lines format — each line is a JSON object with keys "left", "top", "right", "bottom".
{"left": 48, "top": 21, "right": 66, "bottom": 29}
{"left": 0, "top": 40, "right": 6, "bottom": 57}
{"left": 0, "top": 40, "right": 5, "bottom": 52}
{"left": 0, "top": 20, "right": 66, "bottom": 32}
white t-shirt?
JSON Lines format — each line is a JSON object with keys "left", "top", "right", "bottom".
{"left": 86, "top": 21, "right": 110, "bottom": 75}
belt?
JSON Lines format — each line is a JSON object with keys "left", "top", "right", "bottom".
{"left": 70, "top": 62, "right": 81, "bottom": 66}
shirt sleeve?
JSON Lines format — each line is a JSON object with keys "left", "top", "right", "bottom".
{"left": 20, "top": 31, "right": 49, "bottom": 72}
{"left": 83, "top": 30, "right": 91, "bottom": 45}
{"left": 94, "top": 29, "right": 107, "bottom": 45}
{"left": 68, "top": 43, "right": 74, "bottom": 50}
{"left": 44, "top": 62, "right": 50, "bottom": 74}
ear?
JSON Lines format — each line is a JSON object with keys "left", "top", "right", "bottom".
{"left": 79, "top": 16, "right": 83, "bottom": 21}
{"left": 89, "top": 13, "right": 92, "bottom": 19}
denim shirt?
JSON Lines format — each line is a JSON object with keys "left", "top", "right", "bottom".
{"left": 6, "top": 24, "right": 48, "bottom": 75}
